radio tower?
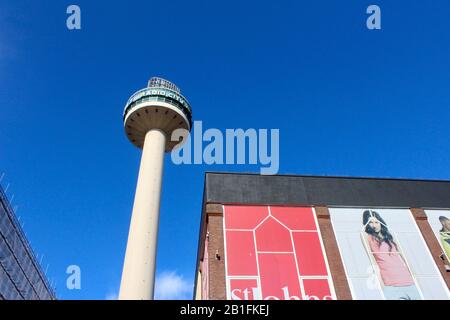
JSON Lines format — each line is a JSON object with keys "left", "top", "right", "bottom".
{"left": 119, "top": 77, "right": 192, "bottom": 300}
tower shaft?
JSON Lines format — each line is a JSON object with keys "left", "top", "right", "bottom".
{"left": 119, "top": 129, "right": 166, "bottom": 300}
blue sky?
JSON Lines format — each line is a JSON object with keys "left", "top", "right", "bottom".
{"left": 0, "top": 0, "right": 449, "bottom": 299}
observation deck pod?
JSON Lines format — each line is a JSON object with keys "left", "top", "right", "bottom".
{"left": 123, "top": 77, "right": 192, "bottom": 152}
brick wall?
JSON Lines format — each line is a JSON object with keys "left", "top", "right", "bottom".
{"left": 206, "top": 204, "right": 226, "bottom": 300}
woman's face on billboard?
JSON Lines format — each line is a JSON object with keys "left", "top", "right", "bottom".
{"left": 368, "top": 217, "right": 382, "bottom": 233}
{"left": 441, "top": 218, "right": 450, "bottom": 232}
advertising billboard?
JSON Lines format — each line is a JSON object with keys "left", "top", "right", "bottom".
{"left": 329, "top": 208, "right": 450, "bottom": 300}
{"left": 424, "top": 210, "right": 450, "bottom": 264}
{"left": 223, "top": 205, "right": 335, "bottom": 300}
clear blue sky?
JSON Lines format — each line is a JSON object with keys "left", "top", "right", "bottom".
{"left": 0, "top": 0, "right": 449, "bottom": 299}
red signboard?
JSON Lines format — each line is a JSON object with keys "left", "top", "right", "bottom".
{"left": 223, "top": 205, "right": 335, "bottom": 300}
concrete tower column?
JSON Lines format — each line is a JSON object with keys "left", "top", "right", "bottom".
{"left": 120, "top": 77, "right": 192, "bottom": 300}
{"left": 119, "top": 129, "right": 166, "bottom": 300}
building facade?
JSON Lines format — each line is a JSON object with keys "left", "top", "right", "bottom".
{"left": 194, "top": 173, "right": 450, "bottom": 300}
{"left": 0, "top": 184, "right": 55, "bottom": 300}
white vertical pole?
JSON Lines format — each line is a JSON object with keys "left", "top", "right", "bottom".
{"left": 119, "top": 129, "right": 166, "bottom": 300}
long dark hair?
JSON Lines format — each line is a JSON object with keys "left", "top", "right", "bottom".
{"left": 439, "top": 216, "right": 450, "bottom": 232}
{"left": 362, "top": 210, "right": 397, "bottom": 252}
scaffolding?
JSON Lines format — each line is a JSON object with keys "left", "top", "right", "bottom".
{"left": 0, "top": 182, "right": 56, "bottom": 300}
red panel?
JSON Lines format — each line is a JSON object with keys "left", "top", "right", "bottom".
{"left": 255, "top": 217, "right": 293, "bottom": 252}
{"left": 223, "top": 205, "right": 334, "bottom": 301}
{"left": 258, "top": 254, "right": 302, "bottom": 300}
{"left": 225, "top": 231, "right": 258, "bottom": 276}
{"left": 270, "top": 206, "right": 317, "bottom": 231}
{"left": 292, "top": 232, "right": 327, "bottom": 276}
{"left": 303, "top": 279, "right": 333, "bottom": 300}
{"left": 229, "top": 279, "right": 259, "bottom": 300}
{"left": 224, "top": 205, "right": 269, "bottom": 229}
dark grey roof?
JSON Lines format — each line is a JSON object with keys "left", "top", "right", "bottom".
{"left": 205, "top": 172, "right": 450, "bottom": 208}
